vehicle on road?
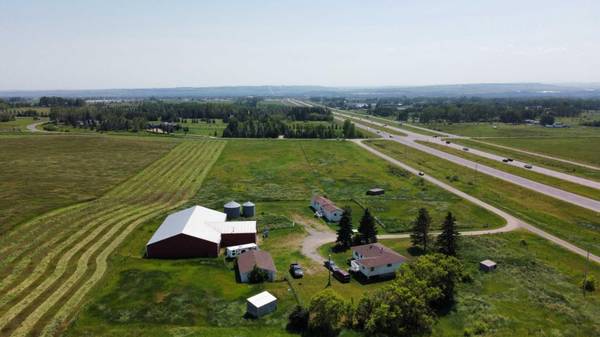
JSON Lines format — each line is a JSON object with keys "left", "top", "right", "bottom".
{"left": 507, "top": 158, "right": 514, "bottom": 162}
{"left": 289, "top": 263, "right": 304, "bottom": 278}
{"left": 524, "top": 164, "right": 533, "bottom": 169}
{"left": 418, "top": 171, "right": 425, "bottom": 176}
{"left": 446, "top": 141, "right": 451, "bottom": 144}
{"left": 502, "top": 159, "right": 509, "bottom": 163}
{"left": 388, "top": 135, "right": 393, "bottom": 138}
{"left": 333, "top": 268, "right": 351, "bottom": 283}
{"left": 462, "top": 147, "right": 469, "bottom": 151}
{"left": 324, "top": 260, "right": 338, "bottom": 271}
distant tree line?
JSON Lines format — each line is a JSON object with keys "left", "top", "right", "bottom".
{"left": 39, "top": 96, "right": 86, "bottom": 107}
{"left": 582, "top": 120, "right": 600, "bottom": 127}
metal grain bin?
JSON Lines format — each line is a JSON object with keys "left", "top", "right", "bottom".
{"left": 242, "top": 201, "right": 255, "bottom": 218}
{"left": 224, "top": 201, "right": 241, "bottom": 219}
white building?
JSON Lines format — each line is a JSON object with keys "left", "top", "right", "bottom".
{"left": 226, "top": 243, "right": 258, "bottom": 258}
{"left": 350, "top": 243, "right": 406, "bottom": 279}
{"left": 246, "top": 291, "right": 277, "bottom": 318}
{"left": 311, "top": 196, "right": 343, "bottom": 222}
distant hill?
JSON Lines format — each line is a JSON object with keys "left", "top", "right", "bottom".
{"left": 2, "top": 83, "right": 600, "bottom": 99}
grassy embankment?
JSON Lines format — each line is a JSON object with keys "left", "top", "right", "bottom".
{"left": 0, "top": 140, "right": 225, "bottom": 337}
{"left": 366, "top": 140, "right": 600, "bottom": 257}
{"left": 0, "top": 116, "right": 49, "bottom": 132}
{"left": 416, "top": 141, "right": 600, "bottom": 200}
{"left": 0, "top": 134, "right": 177, "bottom": 233}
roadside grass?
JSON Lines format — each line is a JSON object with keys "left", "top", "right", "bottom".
{"left": 472, "top": 137, "right": 600, "bottom": 168}
{"left": 422, "top": 121, "right": 600, "bottom": 138}
{"left": 452, "top": 138, "right": 600, "bottom": 182}
{"left": 0, "top": 140, "right": 225, "bottom": 337}
{"left": 366, "top": 140, "right": 600, "bottom": 257}
{"left": 194, "top": 140, "right": 504, "bottom": 233}
{"left": 0, "top": 116, "right": 48, "bottom": 132}
{"left": 0, "top": 134, "right": 177, "bottom": 233}
{"left": 335, "top": 110, "right": 442, "bottom": 136}
{"left": 416, "top": 140, "right": 600, "bottom": 200}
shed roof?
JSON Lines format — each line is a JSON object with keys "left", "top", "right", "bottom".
{"left": 247, "top": 291, "right": 277, "bottom": 308}
{"left": 146, "top": 205, "right": 256, "bottom": 246}
{"left": 480, "top": 259, "right": 497, "bottom": 267}
{"left": 238, "top": 250, "right": 277, "bottom": 274}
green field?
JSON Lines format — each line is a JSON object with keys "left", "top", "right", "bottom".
{"left": 472, "top": 137, "right": 600, "bottom": 168}
{"left": 0, "top": 134, "right": 177, "bottom": 233}
{"left": 366, "top": 140, "right": 600, "bottom": 257}
{"left": 0, "top": 140, "right": 225, "bottom": 337}
{"left": 0, "top": 116, "right": 48, "bottom": 132}
{"left": 177, "top": 119, "right": 227, "bottom": 137}
{"left": 194, "top": 140, "right": 504, "bottom": 233}
{"left": 417, "top": 140, "right": 600, "bottom": 200}
{"left": 423, "top": 121, "right": 600, "bottom": 138}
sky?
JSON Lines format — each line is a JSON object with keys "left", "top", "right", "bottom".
{"left": 0, "top": 0, "right": 599, "bottom": 90}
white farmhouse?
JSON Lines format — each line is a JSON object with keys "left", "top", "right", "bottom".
{"left": 350, "top": 243, "right": 406, "bottom": 279}
{"left": 311, "top": 195, "right": 343, "bottom": 222}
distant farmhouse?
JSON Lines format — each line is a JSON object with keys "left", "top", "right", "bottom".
{"left": 311, "top": 195, "right": 343, "bottom": 222}
{"left": 237, "top": 250, "right": 277, "bottom": 283}
{"left": 146, "top": 205, "right": 256, "bottom": 258}
{"left": 350, "top": 243, "right": 406, "bottom": 279}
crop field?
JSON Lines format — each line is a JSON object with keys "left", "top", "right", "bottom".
{"left": 194, "top": 140, "right": 504, "bottom": 233}
{"left": 0, "top": 140, "right": 225, "bottom": 337}
{"left": 452, "top": 138, "right": 600, "bottom": 182}
{"left": 366, "top": 140, "right": 600, "bottom": 257}
{"left": 0, "top": 134, "right": 178, "bottom": 233}
{"left": 417, "top": 141, "right": 600, "bottom": 200}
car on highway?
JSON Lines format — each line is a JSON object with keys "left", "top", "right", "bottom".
{"left": 507, "top": 158, "right": 514, "bottom": 162}
{"left": 389, "top": 135, "right": 393, "bottom": 138}
{"left": 418, "top": 171, "right": 425, "bottom": 176}
{"left": 524, "top": 164, "right": 533, "bottom": 169}
{"left": 445, "top": 141, "right": 451, "bottom": 144}
{"left": 502, "top": 159, "right": 510, "bottom": 163}
{"left": 462, "top": 147, "right": 469, "bottom": 151}
{"left": 289, "top": 263, "right": 304, "bottom": 278}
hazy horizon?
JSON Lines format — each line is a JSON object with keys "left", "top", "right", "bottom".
{"left": 1, "top": 0, "right": 599, "bottom": 91}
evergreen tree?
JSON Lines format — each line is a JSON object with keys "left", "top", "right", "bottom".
{"left": 336, "top": 207, "right": 353, "bottom": 250}
{"left": 358, "top": 208, "right": 378, "bottom": 244}
{"left": 411, "top": 208, "right": 432, "bottom": 252}
{"left": 436, "top": 212, "right": 460, "bottom": 256}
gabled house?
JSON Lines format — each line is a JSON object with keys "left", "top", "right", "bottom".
{"left": 237, "top": 250, "right": 277, "bottom": 283}
{"left": 311, "top": 195, "right": 343, "bottom": 222}
{"left": 350, "top": 243, "right": 406, "bottom": 279}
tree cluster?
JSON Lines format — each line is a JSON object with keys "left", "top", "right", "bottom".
{"left": 335, "top": 208, "right": 377, "bottom": 251}
{"left": 39, "top": 96, "right": 85, "bottom": 107}
{"left": 411, "top": 208, "right": 460, "bottom": 256}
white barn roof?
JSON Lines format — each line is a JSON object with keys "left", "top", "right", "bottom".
{"left": 147, "top": 205, "right": 255, "bottom": 246}
{"left": 247, "top": 291, "right": 277, "bottom": 308}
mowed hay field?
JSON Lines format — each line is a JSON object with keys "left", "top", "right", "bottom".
{"left": 195, "top": 140, "right": 504, "bottom": 233}
{"left": 0, "top": 140, "right": 225, "bottom": 337}
{"left": 0, "top": 135, "right": 177, "bottom": 233}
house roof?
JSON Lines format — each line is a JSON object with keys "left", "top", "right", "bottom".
{"left": 312, "top": 195, "right": 342, "bottom": 213}
{"left": 237, "top": 250, "right": 277, "bottom": 274}
{"left": 247, "top": 291, "right": 277, "bottom": 307}
{"left": 352, "top": 243, "right": 406, "bottom": 268}
{"left": 146, "top": 205, "right": 256, "bottom": 246}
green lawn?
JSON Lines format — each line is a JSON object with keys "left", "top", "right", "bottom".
{"left": 423, "top": 121, "right": 600, "bottom": 138}
{"left": 366, "top": 140, "right": 600, "bottom": 256}
{"left": 194, "top": 140, "right": 504, "bottom": 233}
{"left": 0, "top": 116, "right": 48, "bottom": 132}
{"left": 177, "top": 119, "right": 227, "bottom": 137}
{"left": 475, "top": 137, "right": 600, "bottom": 168}
{"left": 417, "top": 141, "right": 600, "bottom": 200}
{"left": 0, "top": 134, "right": 178, "bottom": 233}
{"left": 452, "top": 138, "right": 600, "bottom": 182}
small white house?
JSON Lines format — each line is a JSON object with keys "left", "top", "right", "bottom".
{"left": 226, "top": 243, "right": 258, "bottom": 258}
{"left": 311, "top": 195, "right": 343, "bottom": 222}
{"left": 246, "top": 291, "right": 277, "bottom": 318}
{"left": 350, "top": 243, "right": 406, "bottom": 279}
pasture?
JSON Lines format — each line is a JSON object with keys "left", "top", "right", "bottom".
{"left": 0, "top": 134, "right": 177, "bottom": 233}
{"left": 177, "top": 118, "right": 227, "bottom": 137}
{"left": 0, "top": 117, "right": 48, "bottom": 132}
{"left": 366, "top": 140, "right": 600, "bottom": 257}
{"left": 0, "top": 140, "right": 225, "bottom": 337}
{"left": 423, "top": 121, "right": 600, "bottom": 138}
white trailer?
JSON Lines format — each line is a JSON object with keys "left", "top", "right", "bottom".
{"left": 226, "top": 243, "right": 258, "bottom": 258}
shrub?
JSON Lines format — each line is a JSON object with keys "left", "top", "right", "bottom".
{"left": 287, "top": 305, "right": 309, "bottom": 332}
{"left": 581, "top": 275, "right": 596, "bottom": 292}
{"left": 308, "top": 289, "right": 349, "bottom": 337}
{"left": 248, "top": 266, "right": 269, "bottom": 283}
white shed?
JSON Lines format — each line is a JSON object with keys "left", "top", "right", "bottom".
{"left": 480, "top": 259, "right": 497, "bottom": 272}
{"left": 246, "top": 291, "right": 277, "bottom": 318}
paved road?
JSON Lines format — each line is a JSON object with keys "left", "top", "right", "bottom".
{"left": 333, "top": 111, "right": 600, "bottom": 212}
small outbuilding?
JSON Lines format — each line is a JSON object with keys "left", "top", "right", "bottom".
{"left": 237, "top": 250, "right": 277, "bottom": 283}
{"left": 246, "top": 291, "right": 277, "bottom": 318}
{"left": 226, "top": 243, "right": 258, "bottom": 258}
{"left": 242, "top": 201, "right": 255, "bottom": 217}
{"left": 224, "top": 201, "right": 241, "bottom": 219}
{"left": 480, "top": 259, "right": 497, "bottom": 272}
{"left": 366, "top": 188, "right": 385, "bottom": 196}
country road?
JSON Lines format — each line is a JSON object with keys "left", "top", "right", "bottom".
{"left": 26, "top": 121, "right": 48, "bottom": 133}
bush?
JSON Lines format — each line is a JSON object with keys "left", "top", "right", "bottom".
{"left": 43, "top": 124, "right": 58, "bottom": 131}
{"left": 287, "top": 305, "right": 309, "bottom": 332}
{"left": 248, "top": 266, "right": 269, "bottom": 283}
{"left": 308, "top": 289, "right": 349, "bottom": 337}
{"left": 581, "top": 275, "right": 596, "bottom": 292}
